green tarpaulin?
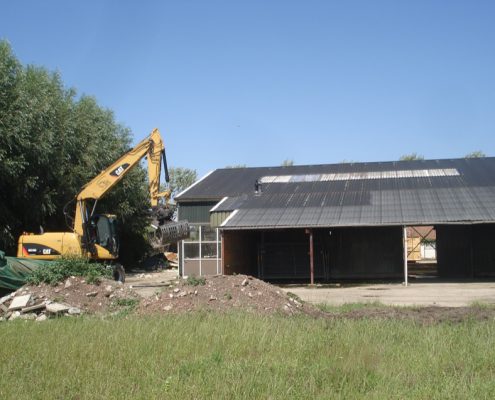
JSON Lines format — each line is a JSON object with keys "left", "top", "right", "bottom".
{"left": 0, "top": 251, "right": 48, "bottom": 291}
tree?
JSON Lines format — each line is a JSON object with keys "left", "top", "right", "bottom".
{"left": 465, "top": 151, "right": 486, "bottom": 158}
{"left": 399, "top": 153, "right": 424, "bottom": 161}
{"left": 281, "top": 159, "right": 294, "bottom": 166}
{"left": 0, "top": 40, "right": 149, "bottom": 262}
{"left": 168, "top": 167, "right": 197, "bottom": 200}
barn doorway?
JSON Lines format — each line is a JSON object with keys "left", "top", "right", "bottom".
{"left": 406, "top": 226, "right": 438, "bottom": 279}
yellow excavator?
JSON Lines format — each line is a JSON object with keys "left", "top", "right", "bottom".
{"left": 16, "top": 128, "right": 189, "bottom": 281}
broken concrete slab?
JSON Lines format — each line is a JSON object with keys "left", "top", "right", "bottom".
{"left": 8, "top": 295, "right": 31, "bottom": 311}
{"left": 46, "top": 303, "right": 70, "bottom": 314}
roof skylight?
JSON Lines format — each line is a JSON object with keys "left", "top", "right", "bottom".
{"left": 260, "top": 168, "right": 460, "bottom": 184}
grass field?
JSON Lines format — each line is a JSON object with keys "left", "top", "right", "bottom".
{"left": 2, "top": 311, "right": 495, "bottom": 399}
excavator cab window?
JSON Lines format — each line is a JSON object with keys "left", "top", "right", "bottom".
{"left": 90, "top": 215, "right": 119, "bottom": 256}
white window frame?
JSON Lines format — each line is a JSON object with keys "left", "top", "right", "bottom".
{"left": 182, "top": 224, "right": 222, "bottom": 276}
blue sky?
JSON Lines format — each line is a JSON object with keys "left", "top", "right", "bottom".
{"left": 1, "top": 1, "right": 494, "bottom": 176}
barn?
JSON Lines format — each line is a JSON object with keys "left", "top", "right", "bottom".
{"left": 175, "top": 157, "right": 495, "bottom": 283}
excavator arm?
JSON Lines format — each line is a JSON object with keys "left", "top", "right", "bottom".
{"left": 73, "top": 128, "right": 170, "bottom": 237}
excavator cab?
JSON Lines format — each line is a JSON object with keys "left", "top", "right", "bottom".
{"left": 86, "top": 214, "right": 125, "bottom": 282}
{"left": 87, "top": 214, "right": 119, "bottom": 257}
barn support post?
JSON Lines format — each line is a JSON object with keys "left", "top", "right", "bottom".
{"left": 220, "top": 231, "right": 225, "bottom": 275}
{"left": 469, "top": 225, "right": 475, "bottom": 278}
{"left": 306, "top": 228, "right": 315, "bottom": 285}
{"left": 403, "top": 226, "right": 408, "bottom": 286}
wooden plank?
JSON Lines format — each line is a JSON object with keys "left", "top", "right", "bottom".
{"left": 22, "top": 303, "right": 47, "bottom": 313}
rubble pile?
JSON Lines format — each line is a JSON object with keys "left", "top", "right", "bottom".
{"left": 0, "top": 291, "right": 78, "bottom": 322}
{"left": 0, "top": 273, "right": 322, "bottom": 321}
{"left": 0, "top": 276, "right": 139, "bottom": 322}
{"left": 139, "top": 274, "right": 321, "bottom": 316}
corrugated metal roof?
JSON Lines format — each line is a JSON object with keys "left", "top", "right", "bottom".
{"left": 177, "top": 157, "right": 495, "bottom": 228}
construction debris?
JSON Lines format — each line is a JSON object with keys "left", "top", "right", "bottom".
{"left": 138, "top": 274, "right": 316, "bottom": 316}
{"left": 21, "top": 303, "right": 47, "bottom": 313}
{"left": 46, "top": 303, "right": 70, "bottom": 314}
{"left": 165, "top": 252, "right": 178, "bottom": 267}
{"left": 0, "top": 271, "right": 319, "bottom": 322}
{"left": 0, "top": 276, "right": 139, "bottom": 322}
{"left": 8, "top": 294, "right": 31, "bottom": 311}
{"left": 9, "top": 311, "right": 21, "bottom": 320}
{"left": 68, "top": 307, "right": 82, "bottom": 315}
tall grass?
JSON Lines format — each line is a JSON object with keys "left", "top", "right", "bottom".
{"left": 1, "top": 313, "right": 495, "bottom": 399}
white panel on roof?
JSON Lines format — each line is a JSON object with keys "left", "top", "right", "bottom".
{"left": 260, "top": 176, "right": 277, "bottom": 184}
{"left": 273, "top": 175, "right": 292, "bottom": 183}
{"left": 304, "top": 174, "right": 321, "bottom": 182}
{"left": 259, "top": 168, "right": 460, "bottom": 185}
{"left": 444, "top": 168, "right": 459, "bottom": 176}
{"left": 290, "top": 175, "right": 305, "bottom": 182}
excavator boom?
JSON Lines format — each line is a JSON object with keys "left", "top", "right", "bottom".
{"left": 76, "top": 128, "right": 167, "bottom": 205}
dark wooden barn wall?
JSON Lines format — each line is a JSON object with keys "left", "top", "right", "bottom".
{"left": 225, "top": 226, "right": 404, "bottom": 281}
{"left": 437, "top": 224, "right": 495, "bottom": 278}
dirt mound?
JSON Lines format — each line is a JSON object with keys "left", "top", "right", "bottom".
{"left": 138, "top": 274, "right": 319, "bottom": 316}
